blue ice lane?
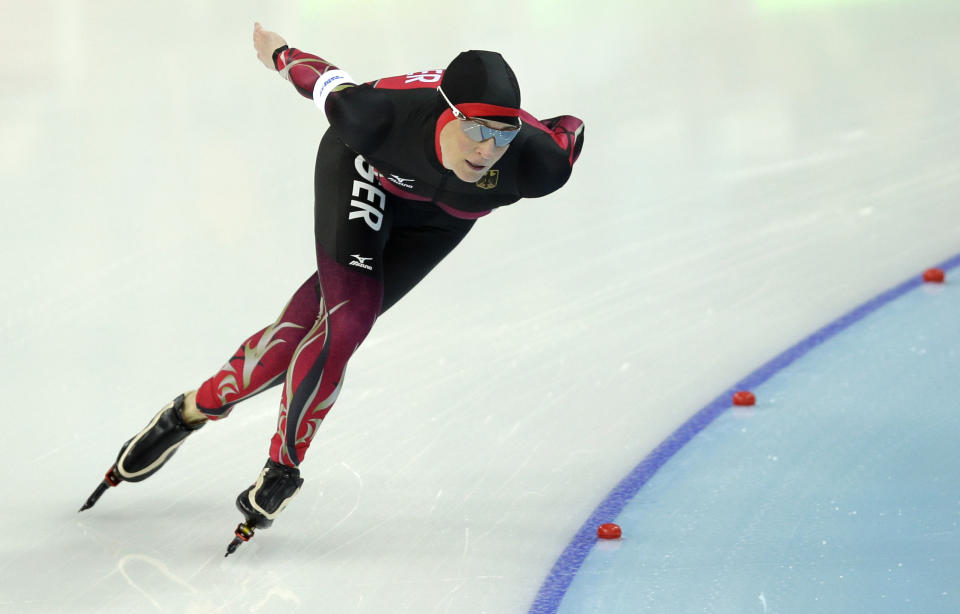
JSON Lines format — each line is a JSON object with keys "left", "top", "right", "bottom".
{"left": 558, "top": 281, "right": 960, "bottom": 614}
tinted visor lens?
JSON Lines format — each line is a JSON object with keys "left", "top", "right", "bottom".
{"left": 461, "top": 121, "right": 520, "bottom": 147}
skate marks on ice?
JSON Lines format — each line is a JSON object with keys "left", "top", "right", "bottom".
{"left": 295, "top": 461, "right": 365, "bottom": 557}
{"left": 116, "top": 554, "right": 197, "bottom": 611}
{"left": 117, "top": 552, "right": 302, "bottom": 613}
{"left": 67, "top": 515, "right": 308, "bottom": 612}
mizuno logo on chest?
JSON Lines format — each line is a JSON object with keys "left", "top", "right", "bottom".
{"left": 386, "top": 174, "right": 415, "bottom": 189}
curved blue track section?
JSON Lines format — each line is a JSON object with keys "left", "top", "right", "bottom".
{"left": 531, "top": 254, "right": 960, "bottom": 614}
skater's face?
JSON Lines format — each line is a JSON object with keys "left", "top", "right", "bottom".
{"left": 439, "top": 117, "right": 512, "bottom": 183}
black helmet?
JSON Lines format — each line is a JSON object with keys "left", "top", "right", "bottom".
{"left": 439, "top": 50, "right": 521, "bottom": 127}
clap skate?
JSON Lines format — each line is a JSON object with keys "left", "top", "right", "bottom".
{"left": 79, "top": 393, "right": 205, "bottom": 512}
{"left": 225, "top": 459, "right": 304, "bottom": 556}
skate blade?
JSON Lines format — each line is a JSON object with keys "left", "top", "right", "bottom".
{"left": 224, "top": 522, "right": 256, "bottom": 557}
{"left": 79, "top": 466, "right": 121, "bottom": 512}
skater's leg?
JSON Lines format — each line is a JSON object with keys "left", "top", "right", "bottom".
{"left": 232, "top": 132, "right": 391, "bottom": 536}
{"left": 259, "top": 146, "right": 475, "bottom": 466}
{"left": 269, "top": 132, "right": 391, "bottom": 466}
{"left": 80, "top": 275, "right": 320, "bottom": 510}
{"left": 194, "top": 275, "right": 321, "bottom": 419}
{"left": 269, "top": 250, "right": 383, "bottom": 466}
{"left": 380, "top": 200, "right": 476, "bottom": 313}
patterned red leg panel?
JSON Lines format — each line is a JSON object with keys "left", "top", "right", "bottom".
{"left": 195, "top": 276, "right": 320, "bottom": 419}
{"left": 270, "top": 250, "right": 383, "bottom": 466}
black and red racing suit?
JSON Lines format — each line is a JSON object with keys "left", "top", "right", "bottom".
{"left": 194, "top": 46, "right": 585, "bottom": 467}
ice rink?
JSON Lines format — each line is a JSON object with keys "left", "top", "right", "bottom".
{"left": 2, "top": 1, "right": 959, "bottom": 612}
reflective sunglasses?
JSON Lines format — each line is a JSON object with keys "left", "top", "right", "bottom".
{"left": 438, "top": 86, "right": 521, "bottom": 147}
{"left": 460, "top": 120, "right": 520, "bottom": 147}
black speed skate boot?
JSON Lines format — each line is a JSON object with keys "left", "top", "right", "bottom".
{"left": 225, "top": 459, "right": 304, "bottom": 556}
{"left": 79, "top": 394, "right": 205, "bottom": 511}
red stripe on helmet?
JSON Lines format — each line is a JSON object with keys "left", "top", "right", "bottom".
{"left": 455, "top": 102, "right": 521, "bottom": 118}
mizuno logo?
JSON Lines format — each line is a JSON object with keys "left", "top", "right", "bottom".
{"left": 349, "top": 254, "right": 373, "bottom": 271}
{"left": 387, "top": 174, "right": 415, "bottom": 189}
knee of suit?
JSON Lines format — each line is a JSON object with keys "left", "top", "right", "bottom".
{"left": 320, "top": 295, "right": 380, "bottom": 358}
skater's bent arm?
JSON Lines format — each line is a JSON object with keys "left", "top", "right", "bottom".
{"left": 517, "top": 113, "right": 586, "bottom": 198}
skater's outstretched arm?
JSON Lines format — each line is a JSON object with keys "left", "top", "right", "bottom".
{"left": 252, "top": 22, "right": 355, "bottom": 106}
{"left": 250, "top": 22, "right": 390, "bottom": 157}
{"left": 252, "top": 22, "right": 287, "bottom": 70}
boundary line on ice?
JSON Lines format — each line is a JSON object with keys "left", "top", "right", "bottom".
{"left": 528, "top": 252, "right": 960, "bottom": 614}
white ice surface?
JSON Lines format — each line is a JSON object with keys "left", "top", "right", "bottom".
{"left": 2, "top": 1, "right": 959, "bottom": 612}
